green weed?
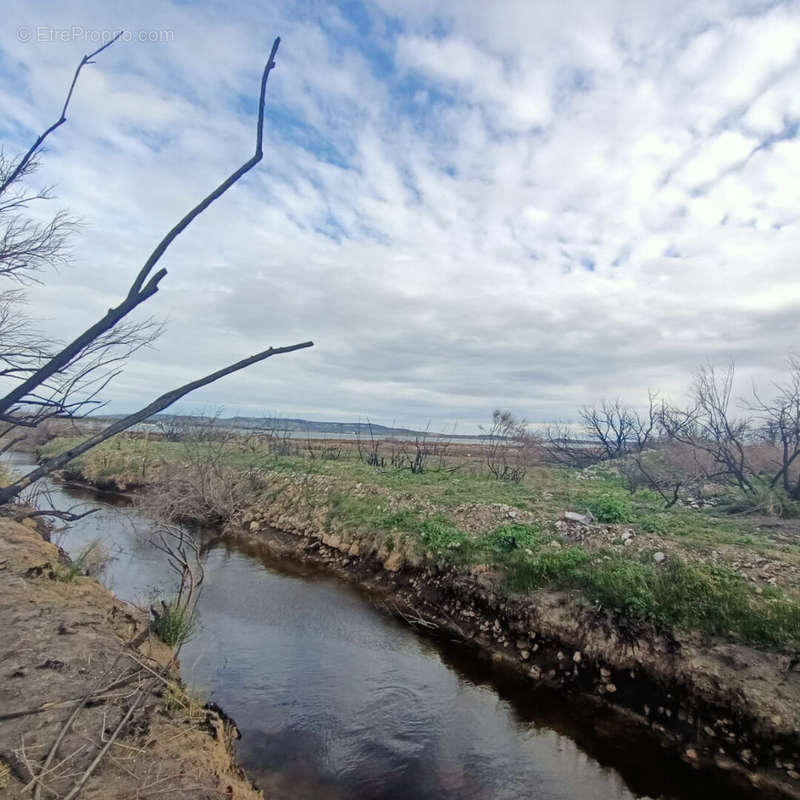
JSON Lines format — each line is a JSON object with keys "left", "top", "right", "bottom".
{"left": 54, "top": 540, "right": 105, "bottom": 582}
{"left": 588, "top": 492, "right": 633, "bottom": 523}
{"left": 151, "top": 597, "right": 195, "bottom": 647}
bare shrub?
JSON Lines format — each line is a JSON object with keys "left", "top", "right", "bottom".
{"left": 482, "top": 409, "right": 528, "bottom": 482}
{"left": 138, "top": 416, "right": 263, "bottom": 526}
{"left": 355, "top": 419, "right": 384, "bottom": 467}
{"left": 620, "top": 443, "right": 705, "bottom": 508}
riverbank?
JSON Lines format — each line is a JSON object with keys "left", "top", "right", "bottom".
{"left": 229, "top": 477, "right": 800, "bottom": 797}
{"left": 0, "top": 517, "right": 262, "bottom": 800}
{"left": 35, "top": 434, "right": 800, "bottom": 796}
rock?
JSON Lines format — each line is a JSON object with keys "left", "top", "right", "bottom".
{"left": 621, "top": 530, "right": 634, "bottom": 541}
{"left": 788, "top": 770, "right": 800, "bottom": 780}
{"left": 713, "top": 754, "right": 737, "bottom": 771}
{"left": 600, "top": 667, "right": 611, "bottom": 680}
{"left": 563, "top": 511, "right": 591, "bottom": 524}
{"left": 573, "top": 651, "right": 582, "bottom": 663}
{"left": 322, "top": 533, "right": 341, "bottom": 549}
{"left": 520, "top": 649, "right": 530, "bottom": 660}
{"left": 653, "top": 551, "right": 666, "bottom": 564}
{"left": 383, "top": 551, "right": 404, "bottom": 572}
{"left": 249, "top": 521, "right": 261, "bottom": 532}
{"left": 684, "top": 748, "right": 699, "bottom": 761}
{"left": 605, "top": 683, "right": 617, "bottom": 693}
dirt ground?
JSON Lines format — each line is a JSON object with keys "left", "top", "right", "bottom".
{"left": 0, "top": 518, "right": 261, "bottom": 800}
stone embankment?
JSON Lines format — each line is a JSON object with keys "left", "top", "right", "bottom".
{"left": 232, "top": 473, "right": 800, "bottom": 799}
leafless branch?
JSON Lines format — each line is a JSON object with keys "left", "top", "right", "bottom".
{"left": 0, "top": 33, "right": 123, "bottom": 195}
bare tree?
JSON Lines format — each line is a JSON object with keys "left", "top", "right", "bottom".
{"left": 355, "top": 418, "right": 384, "bottom": 467}
{"left": 541, "top": 420, "right": 602, "bottom": 467}
{"left": 660, "top": 364, "right": 755, "bottom": 493}
{"left": 482, "top": 409, "right": 528, "bottom": 482}
{"left": 580, "top": 394, "right": 658, "bottom": 459}
{"left": 542, "top": 395, "right": 657, "bottom": 468}
{"left": 0, "top": 36, "right": 314, "bottom": 508}
{"left": 751, "top": 354, "right": 800, "bottom": 500}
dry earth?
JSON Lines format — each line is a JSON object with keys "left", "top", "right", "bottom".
{"left": 0, "top": 518, "right": 261, "bottom": 800}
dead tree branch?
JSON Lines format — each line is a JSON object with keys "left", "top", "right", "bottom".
{"left": 0, "top": 340, "right": 312, "bottom": 502}
{"left": 0, "top": 33, "right": 123, "bottom": 196}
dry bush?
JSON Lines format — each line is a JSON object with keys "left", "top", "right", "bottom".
{"left": 137, "top": 419, "right": 265, "bottom": 526}
{"left": 620, "top": 443, "right": 707, "bottom": 507}
{"left": 482, "top": 410, "right": 529, "bottom": 482}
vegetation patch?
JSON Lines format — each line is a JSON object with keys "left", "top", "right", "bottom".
{"left": 508, "top": 550, "right": 800, "bottom": 647}
{"left": 41, "top": 432, "right": 800, "bottom": 650}
{"left": 587, "top": 491, "right": 633, "bottom": 523}
{"left": 151, "top": 597, "right": 196, "bottom": 647}
{"left": 53, "top": 540, "right": 106, "bottom": 582}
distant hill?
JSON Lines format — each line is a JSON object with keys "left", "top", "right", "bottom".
{"left": 94, "top": 413, "right": 478, "bottom": 439}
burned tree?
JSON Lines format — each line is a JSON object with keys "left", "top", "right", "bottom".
{"left": 0, "top": 35, "right": 313, "bottom": 508}
{"left": 543, "top": 394, "right": 658, "bottom": 468}
{"left": 660, "top": 364, "right": 755, "bottom": 493}
{"left": 482, "top": 409, "right": 528, "bottom": 482}
{"left": 751, "top": 354, "right": 800, "bottom": 500}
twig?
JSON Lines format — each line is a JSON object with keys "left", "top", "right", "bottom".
{"left": 31, "top": 652, "right": 127, "bottom": 799}
{"left": 0, "top": 33, "right": 123, "bottom": 194}
{"left": 62, "top": 678, "right": 156, "bottom": 800}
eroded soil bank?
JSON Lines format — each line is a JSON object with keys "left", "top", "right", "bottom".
{"left": 0, "top": 518, "right": 261, "bottom": 800}
{"left": 222, "top": 473, "right": 800, "bottom": 799}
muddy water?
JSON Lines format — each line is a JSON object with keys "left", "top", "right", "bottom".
{"left": 6, "top": 453, "right": 759, "bottom": 800}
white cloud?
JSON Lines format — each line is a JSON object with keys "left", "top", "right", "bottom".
{"left": 1, "top": 0, "right": 799, "bottom": 430}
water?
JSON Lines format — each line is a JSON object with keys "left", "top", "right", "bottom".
{"left": 4, "top": 451, "right": 761, "bottom": 800}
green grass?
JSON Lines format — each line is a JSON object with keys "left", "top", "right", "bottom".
{"left": 54, "top": 540, "right": 102, "bottom": 582}
{"left": 587, "top": 492, "right": 633, "bottom": 523}
{"left": 507, "top": 548, "right": 800, "bottom": 647}
{"left": 151, "top": 597, "right": 195, "bottom": 647}
{"left": 42, "top": 433, "right": 800, "bottom": 649}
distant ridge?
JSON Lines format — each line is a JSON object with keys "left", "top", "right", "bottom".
{"left": 93, "top": 413, "right": 479, "bottom": 439}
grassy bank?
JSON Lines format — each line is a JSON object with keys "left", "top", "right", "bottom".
{"left": 41, "top": 433, "right": 800, "bottom": 648}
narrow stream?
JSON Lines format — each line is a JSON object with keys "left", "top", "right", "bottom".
{"left": 6, "top": 452, "right": 761, "bottom": 800}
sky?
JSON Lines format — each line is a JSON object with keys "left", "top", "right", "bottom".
{"left": 1, "top": 0, "right": 800, "bottom": 432}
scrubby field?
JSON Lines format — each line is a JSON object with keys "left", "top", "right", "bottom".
{"left": 39, "top": 431, "right": 800, "bottom": 650}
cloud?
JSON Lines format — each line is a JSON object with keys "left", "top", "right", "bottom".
{"left": 1, "top": 0, "right": 799, "bottom": 431}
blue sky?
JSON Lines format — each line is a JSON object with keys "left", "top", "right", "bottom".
{"left": 2, "top": 0, "right": 800, "bottom": 431}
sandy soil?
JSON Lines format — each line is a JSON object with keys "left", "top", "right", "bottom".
{"left": 0, "top": 518, "right": 261, "bottom": 800}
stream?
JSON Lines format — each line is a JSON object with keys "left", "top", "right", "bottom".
{"left": 5, "top": 451, "right": 761, "bottom": 800}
